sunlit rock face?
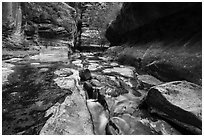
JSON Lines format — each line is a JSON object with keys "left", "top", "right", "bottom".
{"left": 22, "top": 2, "right": 76, "bottom": 40}
{"left": 2, "top": 2, "right": 77, "bottom": 50}
{"left": 105, "top": 2, "right": 202, "bottom": 85}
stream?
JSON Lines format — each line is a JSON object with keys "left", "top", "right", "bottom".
{"left": 1, "top": 46, "right": 194, "bottom": 135}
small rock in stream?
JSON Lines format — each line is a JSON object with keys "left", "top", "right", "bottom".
{"left": 103, "top": 67, "right": 134, "bottom": 78}
{"left": 91, "top": 79, "right": 103, "bottom": 87}
{"left": 30, "top": 62, "right": 41, "bottom": 66}
{"left": 54, "top": 68, "right": 73, "bottom": 77}
{"left": 137, "top": 74, "right": 163, "bottom": 89}
{"left": 83, "top": 82, "right": 94, "bottom": 99}
{"left": 79, "top": 69, "right": 92, "bottom": 81}
{"left": 5, "top": 58, "right": 23, "bottom": 63}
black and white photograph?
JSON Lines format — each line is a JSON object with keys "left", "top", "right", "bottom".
{"left": 1, "top": 1, "right": 202, "bottom": 135}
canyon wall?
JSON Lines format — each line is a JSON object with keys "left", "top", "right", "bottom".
{"left": 105, "top": 2, "right": 202, "bottom": 85}
{"left": 2, "top": 2, "right": 77, "bottom": 49}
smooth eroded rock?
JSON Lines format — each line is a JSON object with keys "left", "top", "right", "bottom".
{"left": 140, "top": 81, "right": 202, "bottom": 134}
{"left": 5, "top": 58, "right": 23, "bottom": 63}
{"left": 107, "top": 114, "right": 155, "bottom": 135}
{"left": 54, "top": 68, "right": 73, "bottom": 77}
{"left": 79, "top": 69, "right": 92, "bottom": 81}
{"left": 91, "top": 79, "right": 103, "bottom": 87}
{"left": 139, "top": 118, "right": 181, "bottom": 135}
{"left": 72, "top": 60, "right": 83, "bottom": 67}
{"left": 54, "top": 77, "right": 76, "bottom": 91}
{"left": 87, "top": 63, "right": 102, "bottom": 71}
{"left": 86, "top": 100, "right": 109, "bottom": 135}
{"left": 137, "top": 74, "right": 163, "bottom": 89}
{"left": 103, "top": 67, "right": 134, "bottom": 78}
{"left": 111, "top": 93, "right": 141, "bottom": 115}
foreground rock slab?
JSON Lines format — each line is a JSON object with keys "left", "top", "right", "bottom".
{"left": 140, "top": 81, "right": 202, "bottom": 134}
{"left": 40, "top": 69, "right": 94, "bottom": 135}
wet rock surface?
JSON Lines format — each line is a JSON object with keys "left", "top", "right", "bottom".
{"left": 2, "top": 46, "right": 202, "bottom": 135}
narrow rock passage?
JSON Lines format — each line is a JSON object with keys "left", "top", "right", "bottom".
{"left": 2, "top": 46, "right": 202, "bottom": 135}
{"left": 2, "top": 2, "right": 201, "bottom": 135}
{"left": 69, "top": 52, "right": 179, "bottom": 135}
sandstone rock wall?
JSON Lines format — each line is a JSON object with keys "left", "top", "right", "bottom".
{"left": 105, "top": 3, "right": 200, "bottom": 45}
{"left": 2, "top": 2, "right": 77, "bottom": 50}
{"left": 22, "top": 2, "right": 77, "bottom": 40}
{"left": 105, "top": 3, "right": 202, "bottom": 85}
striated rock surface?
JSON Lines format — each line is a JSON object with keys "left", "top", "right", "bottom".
{"left": 22, "top": 2, "right": 76, "bottom": 40}
{"left": 40, "top": 68, "right": 94, "bottom": 135}
{"left": 2, "top": 2, "right": 77, "bottom": 52}
{"left": 140, "top": 81, "right": 202, "bottom": 134}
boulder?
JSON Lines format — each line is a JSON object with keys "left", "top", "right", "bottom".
{"left": 87, "top": 63, "right": 102, "bottom": 71}
{"left": 54, "top": 77, "right": 76, "bottom": 91}
{"left": 111, "top": 93, "right": 141, "bottom": 115}
{"left": 79, "top": 69, "right": 92, "bottom": 81}
{"left": 54, "top": 68, "right": 73, "bottom": 77}
{"left": 24, "top": 24, "right": 36, "bottom": 36}
{"left": 137, "top": 74, "right": 163, "bottom": 89}
{"left": 105, "top": 3, "right": 201, "bottom": 85}
{"left": 91, "top": 79, "right": 103, "bottom": 87}
{"left": 106, "top": 87, "right": 129, "bottom": 97}
{"left": 140, "top": 81, "right": 202, "bottom": 134}
{"left": 107, "top": 114, "right": 155, "bottom": 135}
{"left": 139, "top": 118, "right": 182, "bottom": 135}
{"left": 102, "top": 67, "right": 134, "bottom": 78}
{"left": 83, "top": 82, "right": 94, "bottom": 99}
{"left": 86, "top": 100, "right": 109, "bottom": 135}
